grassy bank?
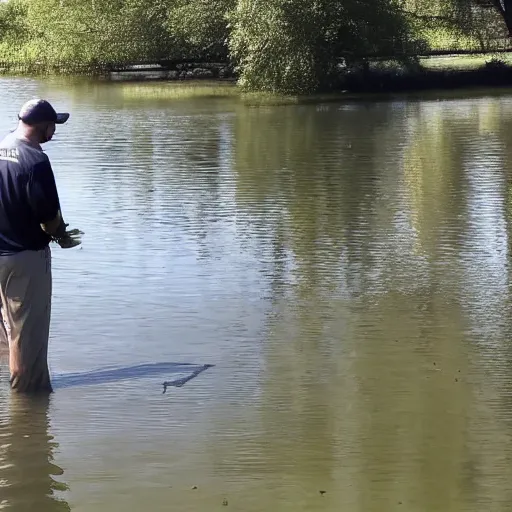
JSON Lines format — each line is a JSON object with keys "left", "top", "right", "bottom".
{"left": 113, "top": 53, "right": 512, "bottom": 98}
{"left": 342, "top": 55, "right": 512, "bottom": 94}
{"left": 119, "top": 81, "right": 307, "bottom": 106}
{"left": 119, "top": 81, "right": 239, "bottom": 100}
{"left": 4, "top": 54, "right": 512, "bottom": 105}
{"left": 115, "top": 59, "right": 512, "bottom": 108}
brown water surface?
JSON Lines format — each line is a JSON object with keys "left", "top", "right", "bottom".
{"left": 0, "top": 78, "right": 512, "bottom": 511}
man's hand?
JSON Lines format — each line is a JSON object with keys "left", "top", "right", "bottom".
{"left": 53, "top": 228, "right": 83, "bottom": 249}
{"left": 41, "top": 211, "right": 67, "bottom": 237}
{"left": 57, "top": 236, "right": 81, "bottom": 249}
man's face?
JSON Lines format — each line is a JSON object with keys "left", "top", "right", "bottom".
{"left": 43, "top": 122, "right": 56, "bottom": 143}
{"left": 33, "top": 121, "right": 56, "bottom": 144}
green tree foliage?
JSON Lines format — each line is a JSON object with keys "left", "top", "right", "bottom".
{"left": 167, "top": 0, "right": 234, "bottom": 60}
{"left": 0, "top": 0, "right": 173, "bottom": 65}
{"left": 403, "top": 0, "right": 507, "bottom": 48}
{"left": 0, "top": 0, "right": 29, "bottom": 47}
{"left": 472, "top": 0, "right": 512, "bottom": 37}
{"left": 228, "top": 0, "right": 420, "bottom": 94}
{"left": 0, "top": 0, "right": 510, "bottom": 92}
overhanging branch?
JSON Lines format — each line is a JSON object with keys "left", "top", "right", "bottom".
{"left": 490, "top": 0, "right": 505, "bottom": 15}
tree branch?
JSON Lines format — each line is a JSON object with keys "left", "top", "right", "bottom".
{"left": 490, "top": 0, "right": 505, "bottom": 15}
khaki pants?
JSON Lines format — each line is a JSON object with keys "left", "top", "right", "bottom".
{"left": 0, "top": 246, "right": 52, "bottom": 393}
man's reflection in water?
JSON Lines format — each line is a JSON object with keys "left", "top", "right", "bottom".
{"left": 0, "top": 375, "right": 70, "bottom": 511}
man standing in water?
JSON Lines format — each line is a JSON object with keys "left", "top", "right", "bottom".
{"left": 0, "top": 99, "right": 80, "bottom": 393}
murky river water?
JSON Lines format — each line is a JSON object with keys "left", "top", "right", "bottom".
{"left": 1, "top": 77, "right": 512, "bottom": 510}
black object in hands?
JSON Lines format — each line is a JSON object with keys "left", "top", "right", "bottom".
{"left": 52, "top": 227, "right": 83, "bottom": 248}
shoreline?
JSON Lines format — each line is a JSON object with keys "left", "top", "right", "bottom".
{"left": 3, "top": 56, "right": 512, "bottom": 102}
{"left": 115, "top": 61, "right": 512, "bottom": 105}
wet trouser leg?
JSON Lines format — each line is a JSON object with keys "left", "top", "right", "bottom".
{"left": 0, "top": 246, "right": 52, "bottom": 393}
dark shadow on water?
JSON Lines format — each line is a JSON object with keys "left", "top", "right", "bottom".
{"left": 50, "top": 362, "right": 214, "bottom": 391}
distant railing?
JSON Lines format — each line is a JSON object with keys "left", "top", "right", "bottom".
{"left": 1, "top": 37, "right": 512, "bottom": 76}
{"left": 0, "top": 59, "right": 234, "bottom": 78}
{"left": 359, "top": 36, "right": 512, "bottom": 60}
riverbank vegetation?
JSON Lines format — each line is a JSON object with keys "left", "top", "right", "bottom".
{"left": 1, "top": 0, "right": 512, "bottom": 94}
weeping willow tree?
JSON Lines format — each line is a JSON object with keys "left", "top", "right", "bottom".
{"left": 228, "top": 0, "right": 421, "bottom": 95}
{"left": 0, "top": 0, "right": 29, "bottom": 58}
{"left": 166, "top": 0, "right": 234, "bottom": 60}
{"left": 0, "top": 0, "right": 174, "bottom": 67}
{"left": 0, "top": 0, "right": 234, "bottom": 67}
{"left": 1, "top": 0, "right": 511, "bottom": 92}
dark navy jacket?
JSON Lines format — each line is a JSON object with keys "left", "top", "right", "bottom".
{"left": 0, "top": 133, "right": 61, "bottom": 255}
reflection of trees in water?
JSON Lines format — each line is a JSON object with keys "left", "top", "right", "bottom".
{"left": 148, "top": 113, "right": 227, "bottom": 260}
{"left": 347, "top": 293, "right": 479, "bottom": 511}
{"left": 204, "top": 102, "right": 414, "bottom": 493}
{"left": 231, "top": 101, "right": 413, "bottom": 299}
{"left": 465, "top": 102, "right": 512, "bottom": 500}
{"left": 36, "top": 87, "right": 512, "bottom": 506}
{"left": 0, "top": 390, "right": 70, "bottom": 511}
{"left": 220, "top": 97, "right": 512, "bottom": 508}
{"left": 125, "top": 93, "right": 512, "bottom": 509}
{"left": 402, "top": 102, "right": 468, "bottom": 258}
{"left": 495, "top": 103, "right": 512, "bottom": 441}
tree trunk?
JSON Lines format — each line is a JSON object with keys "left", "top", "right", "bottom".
{"left": 493, "top": 0, "right": 512, "bottom": 36}
{"left": 504, "top": 0, "right": 512, "bottom": 36}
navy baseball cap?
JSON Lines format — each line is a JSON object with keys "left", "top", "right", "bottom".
{"left": 18, "top": 99, "right": 69, "bottom": 125}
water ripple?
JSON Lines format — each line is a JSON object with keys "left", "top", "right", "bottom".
{"left": 0, "top": 79, "right": 512, "bottom": 510}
